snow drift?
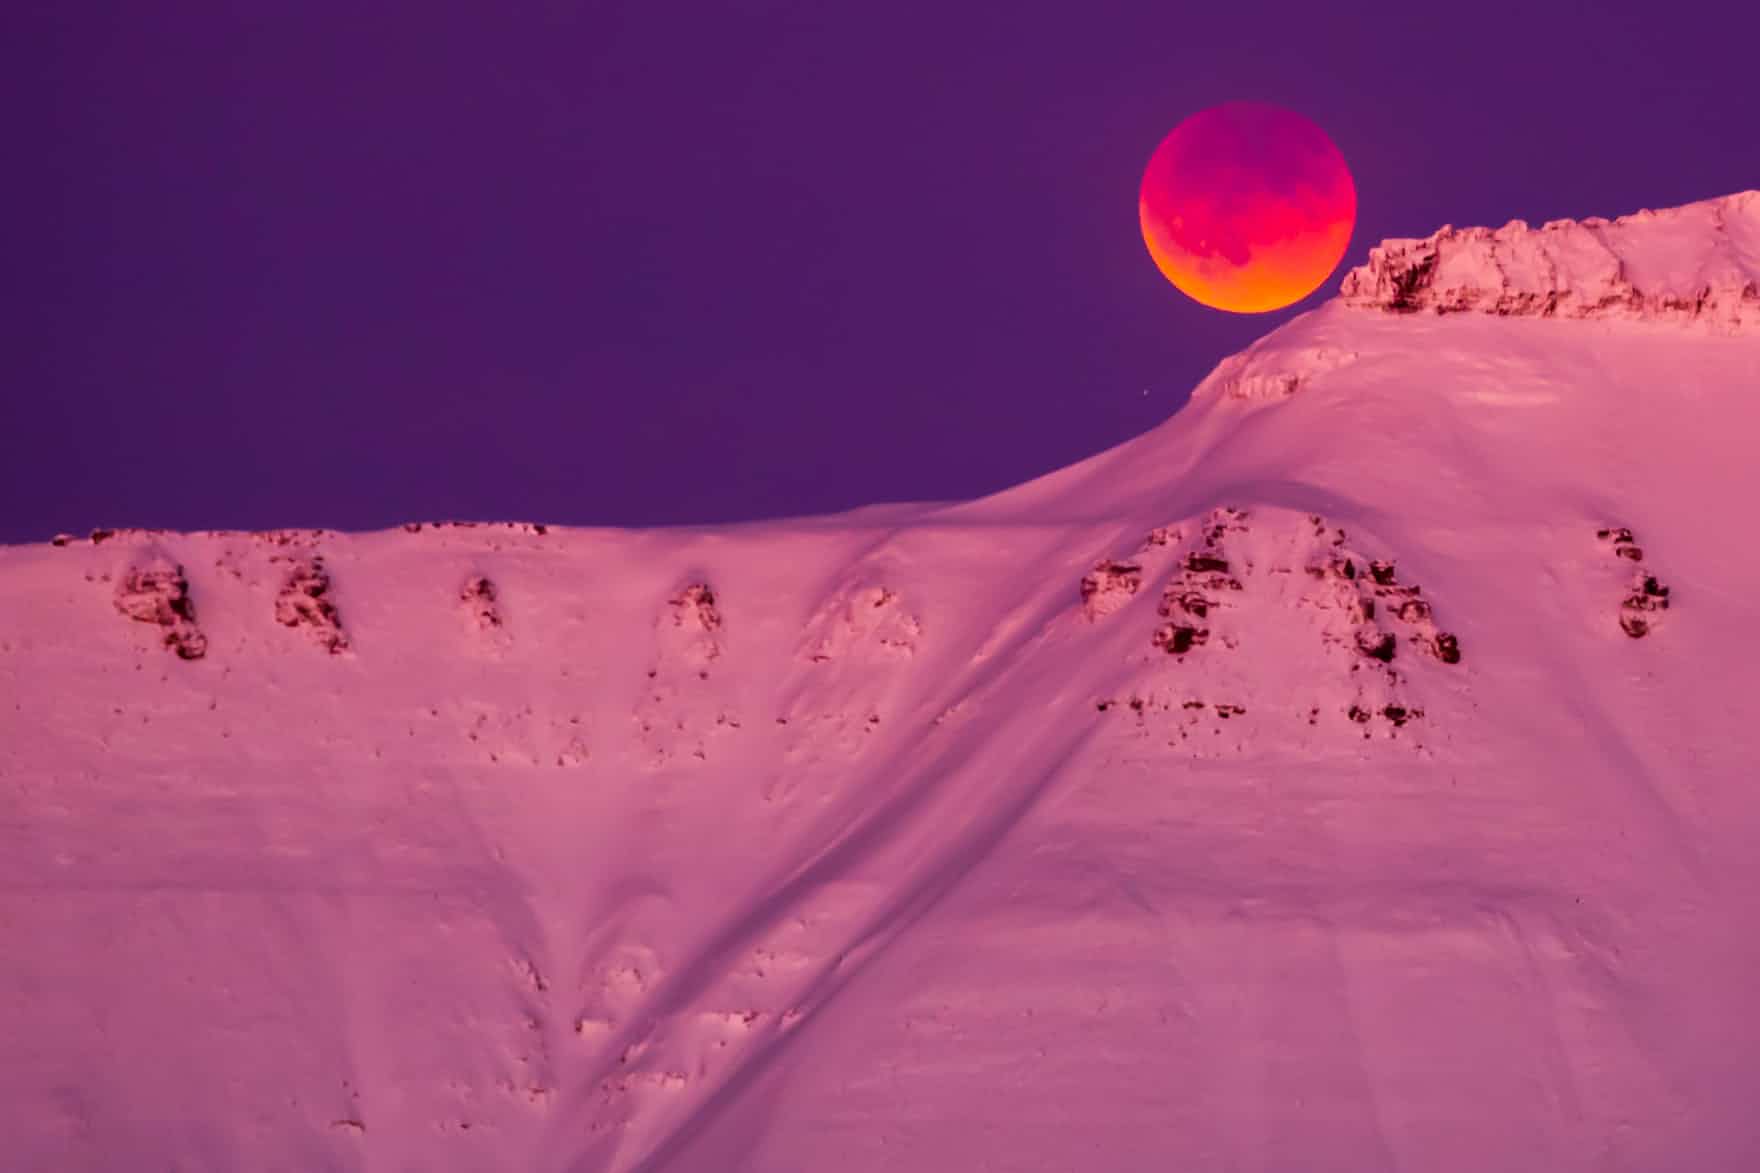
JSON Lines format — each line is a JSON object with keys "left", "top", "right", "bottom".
{"left": 5, "top": 194, "right": 1760, "bottom": 1173}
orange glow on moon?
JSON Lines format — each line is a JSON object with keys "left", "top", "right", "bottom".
{"left": 1140, "top": 102, "right": 1356, "bottom": 313}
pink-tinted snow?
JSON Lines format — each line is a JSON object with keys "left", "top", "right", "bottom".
{"left": 4, "top": 196, "right": 1760, "bottom": 1172}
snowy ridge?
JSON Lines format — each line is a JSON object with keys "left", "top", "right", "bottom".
{"left": 1340, "top": 190, "right": 1760, "bottom": 326}
{"left": 7, "top": 199, "right": 1760, "bottom": 1172}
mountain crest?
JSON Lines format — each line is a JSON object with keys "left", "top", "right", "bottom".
{"left": 1340, "top": 190, "right": 1760, "bottom": 326}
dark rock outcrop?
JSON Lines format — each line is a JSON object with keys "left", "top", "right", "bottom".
{"left": 114, "top": 559, "right": 207, "bottom": 660}
{"left": 275, "top": 556, "right": 349, "bottom": 653}
{"left": 1080, "top": 561, "right": 1143, "bottom": 621}
{"left": 461, "top": 575, "right": 504, "bottom": 633}
{"left": 1598, "top": 526, "right": 1671, "bottom": 639}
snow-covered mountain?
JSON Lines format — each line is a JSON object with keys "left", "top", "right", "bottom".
{"left": 6, "top": 194, "right": 1760, "bottom": 1173}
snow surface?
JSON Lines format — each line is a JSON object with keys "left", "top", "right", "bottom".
{"left": 6, "top": 195, "right": 1760, "bottom": 1172}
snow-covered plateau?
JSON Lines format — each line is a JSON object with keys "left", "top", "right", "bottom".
{"left": 5, "top": 194, "right": 1760, "bottom": 1172}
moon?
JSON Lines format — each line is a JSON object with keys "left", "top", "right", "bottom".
{"left": 1139, "top": 102, "right": 1356, "bottom": 314}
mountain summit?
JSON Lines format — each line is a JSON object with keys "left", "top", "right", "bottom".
{"left": 1339, "top": 189, "right": 1760, "bottom": 324}
{"left": 5, "top": 195, "right": 1759, "bottom": 1172}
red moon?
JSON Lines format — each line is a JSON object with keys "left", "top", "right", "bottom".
{"left": 1139, "top": 102, "right": 1356, "bottom": 313}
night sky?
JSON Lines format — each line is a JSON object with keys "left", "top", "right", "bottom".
{"left": 9, "top": 2, "right": 1756, "bottom": 543}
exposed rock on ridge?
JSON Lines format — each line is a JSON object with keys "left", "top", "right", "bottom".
{"left": 114, "top": 557, "right": 207, "bottom": 660}
{"left": 1340, "top": 190, "right": 1760, "bottom": 326}
{"left": 275, "top": 556, "right": 349, "bottom": 653}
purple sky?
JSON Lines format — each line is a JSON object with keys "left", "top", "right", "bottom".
{"left": 8, "top": 3, "right": 1756, "bottom": 542}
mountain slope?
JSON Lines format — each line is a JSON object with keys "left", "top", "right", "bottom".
{"left": 5, "top": 194, "right": 1760, "bottom": 1173}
